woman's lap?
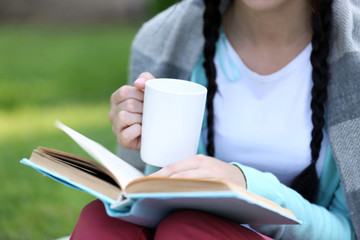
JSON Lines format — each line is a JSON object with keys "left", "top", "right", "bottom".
{"left": 70, "top": 200, "right": 272, "bottom": 240}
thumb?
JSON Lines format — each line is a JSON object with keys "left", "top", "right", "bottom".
{"left": 134, "top": 72, "right": 155, "bottom": 90}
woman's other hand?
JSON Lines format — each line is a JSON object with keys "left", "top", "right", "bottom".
{"left": 109, "top": 72, "right": 155, "bottom": 150}
{"left": 150, "top": 155, "right": 247, "bottom": 189}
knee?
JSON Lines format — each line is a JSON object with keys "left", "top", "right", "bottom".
{"left": 76, "top": 199, "right": 106, "bottom": 224}
{"left": 70, "top": 200, "right": 105, "bottom": 240}
{"left": 82, "top": 199, "right": 104, "bottom": 215}
{"left": 71, "top": 200, "right": 155, "bottom": 240}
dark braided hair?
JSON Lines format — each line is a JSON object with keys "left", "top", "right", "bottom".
{"left": 202, "top": 0, "right": 333, "bottom": 202}
{"left": 203, "top": 0, "right": 222, "bottom": 157}
{"left": 290, "top": 0, "right": 333, "bottom": 202}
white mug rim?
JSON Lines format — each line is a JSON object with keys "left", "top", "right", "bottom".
{"left": 145, "top": 78, "right": 207, "bottom": 95}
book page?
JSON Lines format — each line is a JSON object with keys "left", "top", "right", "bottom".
{"left": 38, "top": 147, "right": 119, "bottom": 186}
{"left": 55, "top": 121, "right": 144, "bottom": 189}
{"left": 29, "top": 151, "right": 121, "bottom": 202}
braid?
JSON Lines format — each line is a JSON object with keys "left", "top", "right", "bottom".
{"left": 202, "top": 0, "right": 221, "bottom": 157}
{"left": 290, "top": 0, "right": 333, "bottom": 202}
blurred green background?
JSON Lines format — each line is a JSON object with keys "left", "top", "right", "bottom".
{"left": 0, "top": 0, "right": 173, "bottom": 239}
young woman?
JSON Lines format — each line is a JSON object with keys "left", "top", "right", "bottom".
{"left": 71, "top": 0, "right": 359, "bottom": 239}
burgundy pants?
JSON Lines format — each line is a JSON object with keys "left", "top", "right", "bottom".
{"left": 70, "top": 200, "right": 273, "bottom": 240}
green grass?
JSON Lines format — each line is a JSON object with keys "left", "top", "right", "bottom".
{"left": 0, "top": 24, "right": 137, "bottom": 239}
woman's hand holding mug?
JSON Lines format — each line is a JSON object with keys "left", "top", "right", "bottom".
{"left": 108, "top": 72, "right": 155, "bottom": 151}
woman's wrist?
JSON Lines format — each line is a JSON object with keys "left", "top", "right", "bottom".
{"left": 229, "top": 163, "right": 247, "bottom": 189}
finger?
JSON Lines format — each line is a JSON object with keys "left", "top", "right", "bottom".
{"left": 109, "top": 92, "right": 143, "bottom": 122}
{"left": 109, "top": 97, "right": 143, "bottom": 123}
{"left": 134, "top": 72, "right": 155, "bottom": 89}
{"left": 169, "top": 169, "right": 214, "bottom": 179}
{"left": 112, "top": 111, "right": 141, "bottom": 138}
{"left": 116, "top": 111, "right": 142, "bottom": 132}
{"left": 110, "top": 99, "right": 144, "bottom": 123}
{"left": 116, "top": 123, "right": 142, "bottom": 147}
{"left": 116, "top": 98, "right": 143, "bottom": 114}
{"left": 150, "top": 155, "right": 205, "bottom": 177}
{"left": 110, "top": 85, "right": 144, "bottom": 107}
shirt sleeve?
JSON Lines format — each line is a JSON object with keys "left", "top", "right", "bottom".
{"left": 231, "top": 162, "right": 355, "bottom": 240}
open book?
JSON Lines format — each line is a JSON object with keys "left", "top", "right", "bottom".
{"left": 21, "top": 121, "right": 301, "bottom": 227}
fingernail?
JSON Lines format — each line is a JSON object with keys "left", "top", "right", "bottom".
{"left": 135, "top": 78, "right": 146, "bottom": 84}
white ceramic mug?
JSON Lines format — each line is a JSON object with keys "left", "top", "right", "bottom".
{"left": 140, "top": 78, "right": 207, "bottom": 167}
